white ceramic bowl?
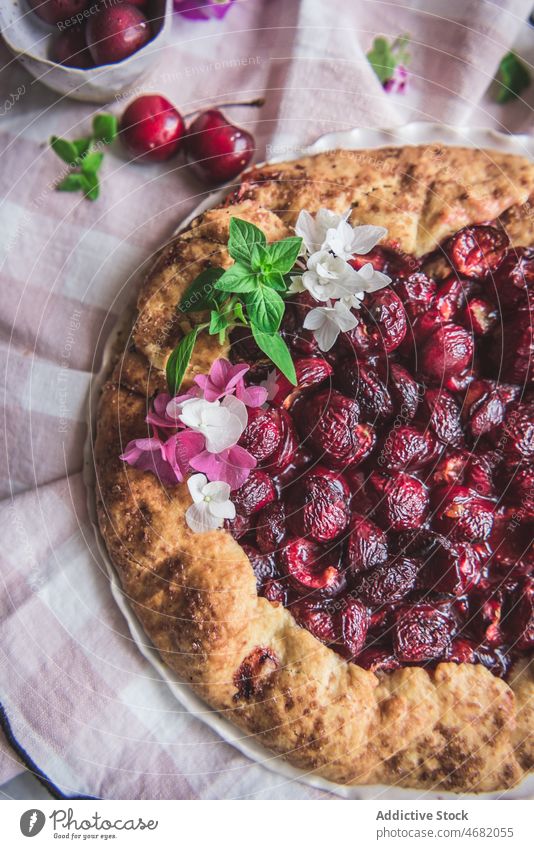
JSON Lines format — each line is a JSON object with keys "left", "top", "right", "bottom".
{"left": 0, "top": 0, "right": 173, "bottom": 103}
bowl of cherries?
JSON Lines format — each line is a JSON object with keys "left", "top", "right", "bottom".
{"left": 1, "top": 0, "right": 172, "bottom": 102}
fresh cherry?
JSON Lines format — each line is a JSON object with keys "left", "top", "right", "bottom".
{"left": 86, "top": 4, "right": 151, "bottom": 65}
{"left": 185, "top": 109, "right": 255, "bottom": 184}
{"left": 120, "top": 95, "right": 185, "bottom": 161}
{"left": 50, "top": 25, "right": 94, "bottom": 69}
{"left": 28, "top": 0, "right": 88, "bottom": 25}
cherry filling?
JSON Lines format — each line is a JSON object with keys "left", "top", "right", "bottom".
{"left": 227, "top": 224, "right": 533, "bottom": 677}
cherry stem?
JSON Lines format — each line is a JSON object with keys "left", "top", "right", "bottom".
{"left": 183, "top": 97, "right": 265, "bottom": 120}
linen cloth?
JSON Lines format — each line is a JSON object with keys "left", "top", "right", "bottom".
{"left": 1, "top": 0, "right": 533, "bottom": 799}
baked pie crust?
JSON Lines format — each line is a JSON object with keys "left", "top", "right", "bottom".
{"left": 95, "top": 145, "right": 534, "bottom": 792}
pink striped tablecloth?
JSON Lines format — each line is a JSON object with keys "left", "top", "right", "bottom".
{"left": 1, "top": 0, "right": 533, "bottom": 799}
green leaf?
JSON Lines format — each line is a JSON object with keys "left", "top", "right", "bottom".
{"left": 494, "top": 52, "right": 531, "bottom": 103}
{"left": 180, "top": 267, "right": 225, "bottom": 312}
{"left": 56, "top": 173, "right": 85, "bottom": 193}
{"left": 244, "top": 286, "right": 284, "bottom": 333}
{"left": 166, "top": 328, "right": 199, "bottom": 395}
{"left": 92, "top": 113, "right": 118, "bottom": 144}
{"left": 81, "top": 151, "right": 104, "bottom": 175}
{"left": 72, "top": 138, "right": 92, "bottom": 160}
{"left": 251, "top": 326, "right": 297, "bottom": 385}
{"left": 266, "top": 237, "right": 302, "bottom": 274}
{"left": 215, "top": 263, "right": 259, "bottom": 293}
{"left": 228, "top": 217, "right": 266, "bottom": 264}
{"left": 209, "top": 309, "right": 229, "bottom": 335}
{"left": 82, "top": 171, "right": 100, "bottom": 201}
{"left": 233, "top": 301, "right": 248, "bottom": 324}
{"left": 50, "top": 136, "right": 78, "bottom": 166}
{"left": 261, "top": 269, "right": 287, "bottom": 291}
{"left": 250, "top": 242, "right": 271, "bottom": 272}
{"left": 367, "top": 37, "right": 396, "bottom": 84}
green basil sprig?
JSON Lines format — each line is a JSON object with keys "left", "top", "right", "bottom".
{"left": 166, "top": 217, "right": 302, "bottom": 395}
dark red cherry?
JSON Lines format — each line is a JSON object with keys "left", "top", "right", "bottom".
{"left": 29, "top": 0, "right": 88, "bottom": 25}
{"left": 50, "top": 26, "right": 93, "bottom": 69}
{"left": 120, "top": 95, "right": 185, "bottom": 161}
{"left": 186, "top": 109, "right": 254, "bottom": 183}
{"left": 86, "top": 4, "right": 151, "bottom": 65}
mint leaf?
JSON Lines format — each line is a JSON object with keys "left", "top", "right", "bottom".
{"left": 215, "top": 263, "right": 259, "bottom": 293}
{"left": 266, "top": 237, "right": 302, "bottom": 274}
{"left": 494, "top": 52, "right": 531, "bottom": 103}
{"left": 180, "top": 267, "right": 224, "bottom": 312}
{"left": 56, "top": 173, "right": 85, "bottom": 192}
{"left": 92, "top": 113, "right": 118, "bottom": 144}
{"left": 209, "top": 309, "right": 229, "bottom": 335}
{"left": 251, "top": 326, "right": 297, "bottom": 385}
{"left": 233, "top": 301, "right": 247, "bottom": 324}
{"left": 166, "top": 328, "right": 199, "bottom": 395}
{"left": 50, "top": 136, "right": 78, "bottom": 166}
{"left": 73, "top": 138, "right": 92, "bottom": 160}
{"left": 228, "top": 217, "right": 266, "bottom": 264}
{"left": 81, "top": 151, "right": 104, "bottom": 175}
{"left": 261, "top": 269, "right": 287, "bottom": 291}
{"left": 367, "top": 37, "right": 396, "bottom": 84}
{"left": 245, "top": 286, "right": 284, "bottom": 333}
{"left": 82, "top": 171, "right": 100, "bottom": 201}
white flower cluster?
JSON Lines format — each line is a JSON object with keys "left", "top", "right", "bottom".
{"left": 289, "top": 208, "right": 391, "bottom": 351}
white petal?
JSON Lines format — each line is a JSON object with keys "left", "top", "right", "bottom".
{"left": 295, "top": 210, "right": 324, "bottom": 253}
{"left": 303, "top": 307, "right": 328, "bottom": 331}
{"left": 209, "top": 498, "right": 236, "bottom": 520}
{"left": 221, "top": 395, "right": 248, "bottom": 430}
{"left": 187, "top": 473, "right": 208, "bottom": 503}
{"left": 288, "top": 275, "right": 305, "bottom": 293}
{"left": 185, "top": 501, "right": 221, "bottom": 533}
{"left": 203, "top": 480, "right": 232, "bottom": 502}
{"left": 332, "top": 300, "right": 359, "bottom": 331}
{"left": 349, "top": 225, "right": 388, "bottom": 255}
{"left": 178, "top": 398, "right": 210, "bottom": 429}
{"left": 314, "top": 317, "right": 341, "bottom": 352}
{"left": 357, "top": 263, "right": 392, "bottom": 291}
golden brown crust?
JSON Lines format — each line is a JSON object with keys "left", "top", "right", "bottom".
{"left": 95, "top": 145, "right": 534, "bottom": 792}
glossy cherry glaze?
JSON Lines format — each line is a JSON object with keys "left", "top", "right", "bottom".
{"left": 227, "top": 224, "right": 533, "bottom": 678}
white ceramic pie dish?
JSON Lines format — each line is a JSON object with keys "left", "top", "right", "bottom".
{"left": 84, "top": 122, "right": 534, "bottom": 800}
{"left": 0, "top": 0, "right": 172, "bottom": 103}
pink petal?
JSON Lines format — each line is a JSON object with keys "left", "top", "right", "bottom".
{"left": 190, "top": 445, "right": 256, "bottom": 490}
{"left": 236, "top": 381, "right": 268, "bottom": 408}
{"left": 120, "top": 438, "right": 178, "bottom": 486}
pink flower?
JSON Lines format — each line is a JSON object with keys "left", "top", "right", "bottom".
{"left": 194, "top": 358, "right": 268, "bottom": 407}
{"left": 119, "top": 437, "right": 180, "bottom": 486}
{"left": 384, "top": 65, "right": 408, "bottom": 94}
{"left": 189, "top": 444, "right": 256, "bottom": 490}
{"left": 145, "top": 389, "right": 200, "bottom": 429}
{"left": 173, "top": 0, "right": 235, "bottom": 21}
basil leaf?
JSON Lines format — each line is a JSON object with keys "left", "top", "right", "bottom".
{"left": 209, "top": 309, "right": 229, "bottom": 335}
{"left": 92, "top": 113, "right": 118, "bottom": 144}
{"left": 251, "top": 242, "right": 271, "bottom": 272}
{"left": 244, "top": 286, "right": 284, "bottom": 333}
{"left": 215, "top": 263, "right": 259, "bottom": 293}
{"left": 228, "top": 217, "right": 266, "bottom": 264}
{"left": 81, "top": 151, "right": 104, "bottom": 174}
{"left": 233, "top": 301, "right": 247, "bottom": 324}
{"left": 367, "top": 37, "right": 396, "bottom": 84}
{"left": 180, "top": 267, "right": 224, "bottom": 312}
{"left": 266, "top": 237, "right": 302, "bottom": 274}
{"left": 50, "top": 136, "right": 78, "bottom": 166}
{"left": 495, "top": 52, "right": 531, "bottom": 103}
{"left": 251, "top": 326, "right": 297, "bottom": 385}
{"left": 82, "top": 171, "right": 100, "bottom": 201}
{"left": 261, "top": 269, "right": 287, "bottom": 291}
{"left": 56, "top": 173, "right": 85, "bottom": 192}
{"left": 166, "top": 328, "right": 198, "bottom": 395}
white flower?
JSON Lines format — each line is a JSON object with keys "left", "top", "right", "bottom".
{"left": 355, "top": 261, "right": 391, "bottom": 292}
{"left": 303, "top": 299, "right": 358, "bottom": 351}
{"left": 324, "top": 221, "right": 387, "bottom": 261}
{"left": 185, "top": 474, "right": 236, "bottom": 533}
{"left": 179, "top": 395, "right": 247, "bottom": 453}
{"left": 297, "top": 250, "right": 365, "bottom": 302}
{"left": 295, "top": 207, "right": 351, "bottom": 254}
{"left": 260, "top": 369, "right": 279, "bottom": 402}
